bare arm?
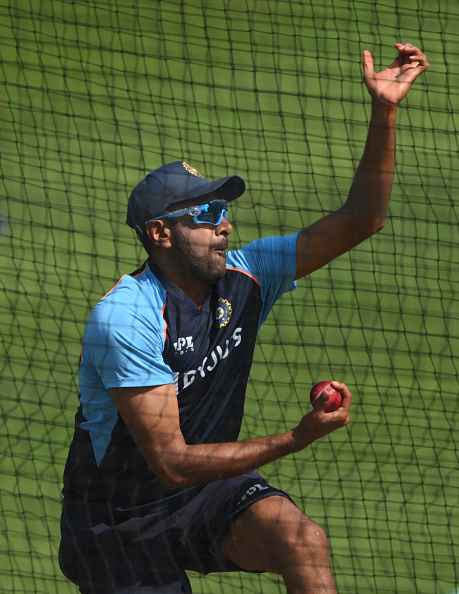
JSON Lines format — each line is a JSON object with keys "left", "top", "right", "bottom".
{"left": 109, "top": 381, "right": 351, "bottom": 489}
{"left": 295, "top": 43, "right": 429, "bottom": 280}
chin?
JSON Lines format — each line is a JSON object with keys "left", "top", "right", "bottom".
{"left": 206, "top": 261, "right": 227, "bottom": 285}
{"left": 209, "top": 267, "right": 227, "bottom": 285}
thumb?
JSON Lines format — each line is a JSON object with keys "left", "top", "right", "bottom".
{"left": 313, "top": 387, "right": 331, "bottom": 411}
{"left": 362, "top": 49, "right": 374, "bottom": 78}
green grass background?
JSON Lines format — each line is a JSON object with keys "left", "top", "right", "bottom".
{"left": 1, "top": 0, "right": 458, "bottom": 592}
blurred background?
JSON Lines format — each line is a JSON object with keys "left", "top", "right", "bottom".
{"left": 1, "top": 0, "right": 458, "bottom": 592}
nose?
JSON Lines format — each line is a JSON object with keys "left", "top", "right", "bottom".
{"left": 217, "top": 215, "right": 232, "bottom": 236}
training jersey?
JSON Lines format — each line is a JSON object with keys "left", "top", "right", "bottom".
{"left": 62, "top": 233, "right": 299, "bottom": 524}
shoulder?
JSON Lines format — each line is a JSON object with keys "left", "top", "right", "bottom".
{"left": 88, "top": 264, "right": 167, "bottom": 326}
{"left": 226, "top": 233, "right": 299, "bottom": 275}
{"left": 226, "top": 234, "right": 298, "bottom": 321}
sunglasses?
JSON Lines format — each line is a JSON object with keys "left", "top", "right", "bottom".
{"left": 146, "top": 200, "right": 229, "bottom": 227}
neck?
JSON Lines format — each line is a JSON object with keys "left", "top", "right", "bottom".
{"left": 148, "top": 257, "right": 209, "bottom": 307}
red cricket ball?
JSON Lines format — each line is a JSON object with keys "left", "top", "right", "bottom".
{"left": 310, "top": 381, "right": 342, "bottom": 413}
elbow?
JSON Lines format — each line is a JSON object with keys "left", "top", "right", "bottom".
{"left": 368, "top": 217, "right": 386, "bottom": 237}
{"left": 152, "top": 457, "right": 195, "bottom": 490}
{"left": 356, "top": 216, "right": 386, "bottom": 242}
{"left": 145, "top": 437, "right": 197, "bottom": 489}
{"left": 158, "top": 472, "right": 192, "bottom": 490}
{"left": 338, "top": 204, "right": 387, "bottom": 244}
{"left": 374, "top": 217, "right": 386, "bottom": 233}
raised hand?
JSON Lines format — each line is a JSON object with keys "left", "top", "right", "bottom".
{"left": 363, "top": 43, "right": 429, "bottom": 105}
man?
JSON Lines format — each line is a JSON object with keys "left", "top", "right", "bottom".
{"left": 60, "top": 43, "right": 428, "bottom": 593}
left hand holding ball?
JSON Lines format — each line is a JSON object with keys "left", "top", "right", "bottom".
{"left": 310, "top": 381, "right": 343, "bottom": 413}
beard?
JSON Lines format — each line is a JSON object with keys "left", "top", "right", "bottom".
{"left": 170, "top": 225, "right": 227, "bottom": 286}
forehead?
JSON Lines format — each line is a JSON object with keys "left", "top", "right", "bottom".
{"left": 166, "top": 191, "right": 221, "bottom": 213}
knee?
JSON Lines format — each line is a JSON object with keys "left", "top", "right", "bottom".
{"left": 300, "top": 517, "right": 328, "bottom": 549}
{"left": 285, "top": 515, "right": 330, "bottom": 559}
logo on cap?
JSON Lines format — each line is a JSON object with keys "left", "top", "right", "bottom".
{"left": 182, "top": 162, "right": 205, "bottom": 178}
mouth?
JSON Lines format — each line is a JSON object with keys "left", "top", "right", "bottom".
{"left": 212, "top": 240, "right": 228, "bottom": 253}
{"left": 213, "top": 249, "right": 227, "bottom": 259}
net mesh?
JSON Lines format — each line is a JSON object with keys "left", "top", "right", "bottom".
{"left": 1, "top": 0, "right": 458, "bottom": 592}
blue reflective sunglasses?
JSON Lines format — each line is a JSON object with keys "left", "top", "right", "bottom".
{"left": 146, "top": 200, "right": 229, "bottom": 227}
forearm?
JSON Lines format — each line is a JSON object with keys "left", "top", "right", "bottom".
{"left": 152, "top": 391, "right": 352, "bottom": 489}
{"left": 111, "top": 384, "right": 351, "bottom": 490}
{"left": 342, "top": 99, "right": 399, "bottom": 237}
{"left": 154, "top": 429, "right": 305, "bottom": 489}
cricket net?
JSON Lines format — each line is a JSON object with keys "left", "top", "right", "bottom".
{"left": 1, "top": 1, "right": 458, "bottom": 592}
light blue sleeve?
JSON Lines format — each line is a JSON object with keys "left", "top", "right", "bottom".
{"left": 80, "top": 277, "right": 175, "bottom": 391}
{"left": 78, "top": 274, "right": 175, "bottom": 466}
{"left": 226, "top": 232, "right": 299, "bottom": 326}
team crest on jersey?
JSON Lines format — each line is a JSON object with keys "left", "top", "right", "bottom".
{"left": 182, "top": 162, "right": 205, "bottom": 178}
{"left": 216, "top": 298, "right": 232, "bottom": 328}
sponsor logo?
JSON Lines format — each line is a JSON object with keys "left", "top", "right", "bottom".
{"left": 237, "top": 483, "right": 269, "bottom": 506}
{"left": 173, "top": 327, "right": 242, "bottom": 393}
{"left": 173, "top": 336, "right": 194, "bottom": 355}
{"left": 216, "top": 298, "right": 232, "bottom": 328}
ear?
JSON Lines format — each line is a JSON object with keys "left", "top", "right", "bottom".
{"left": 146, "top": 220, "right": 173, "bottom": 248}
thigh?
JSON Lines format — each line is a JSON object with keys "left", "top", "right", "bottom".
{"left": 220, "top": 495, "right": 318, "bottom": 574}
{"left": 179, "top": 471, "right": 293, "bottom": 575}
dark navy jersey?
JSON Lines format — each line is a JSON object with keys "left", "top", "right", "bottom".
{"left": 62, "top": 233, "right": 298, "bottom": 523}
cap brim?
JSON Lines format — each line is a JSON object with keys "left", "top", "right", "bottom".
{"left": 181, "top": 174, "right": 245, "bottom": 204}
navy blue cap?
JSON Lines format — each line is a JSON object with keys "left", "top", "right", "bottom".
{"left": 126, "top": 161, "right": 246, "bottom": 236}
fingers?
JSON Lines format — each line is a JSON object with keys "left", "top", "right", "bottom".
{"left": 330, "top": 381, "right": 351, "bottom": 421}
{"left": 394, "top": 42, "right": 429, "bottom": 69}
{"left": 314, "top": 381, "right": 352, "bottom": 413}
{"left": 364, "top": 43, "right": 429, "bottom": 74}
{"left": 330, "top": 381, "right": 352, "bottom": 402}
{"left": 394, "top": 43, "right": 430, "bottom": 81}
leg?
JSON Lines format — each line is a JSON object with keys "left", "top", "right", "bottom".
{"left": 60, "top": 509, "right": 191, "bottom": 594}
{"left": 220, "top": 495, "right": 337, "bottom": 594}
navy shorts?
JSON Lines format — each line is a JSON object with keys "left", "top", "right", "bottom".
{"left": 59, "top": 471, "right": 294, "bottom": 593}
